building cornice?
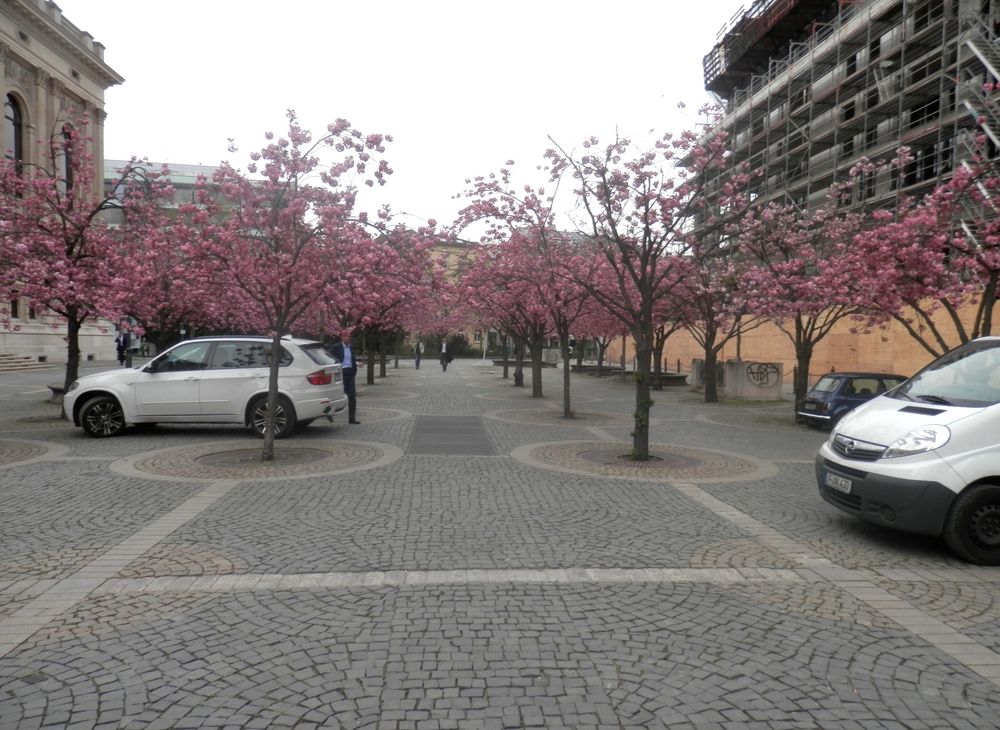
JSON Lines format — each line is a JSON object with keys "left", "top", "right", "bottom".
{"left": 2, "top": 0, "right": 123, "bottom": 89}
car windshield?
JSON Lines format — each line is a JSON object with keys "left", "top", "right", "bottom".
{"left": 890, "top": 340, "right": 1000, "bottom": 407}
{"left": 810, "top": 376, "right": 842, "bottom": 394}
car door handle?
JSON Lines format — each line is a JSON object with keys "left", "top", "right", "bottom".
{"left": 184, "top": 376, "right": 199, "bottom": 382}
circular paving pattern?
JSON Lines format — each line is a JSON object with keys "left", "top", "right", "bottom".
{"left": 0, "top": 438, "right": 69, "bottom": 466}
{"left": 112, "top": 440, "right": 403, "bottom": 482}
{"left": 196, "top": 447, "right": 330, "bottom": 467}
{"left": 485, "top": 409, "right": 640, "bottom": 426}
{"left": 511, "top": 440, "right": 777, "bottom": 484}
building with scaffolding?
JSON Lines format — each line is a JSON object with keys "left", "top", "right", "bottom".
{"left": 642, "top": 0, "right": 1000, "bottom": 386}
{"left": 701, "top": 0, "right": 996, "bottom": 212}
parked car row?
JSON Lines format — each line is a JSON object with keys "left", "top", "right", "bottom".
{"left": 63, "top": 335, "right": 349, "bottom": 439}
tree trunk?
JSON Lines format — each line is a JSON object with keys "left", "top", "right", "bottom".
{"left": 513, "top": 340, "right": 525, "bottom": 387}
{"left": 794, "top": 341, "right": 814, "bottom": 418}
{"left": 980, "top": 273, "right": 999, "bottom": 337}
{"left": 63, "top": 311, "right": 83, "bottom": 395}
{"left": 260, "top": 332, "right": 282, "bottom": 461}
{"left": 365, "top": 331, "right": 376, "bottom": 385}
{"left": 652, "top": 342, "right": 664, "bottom": 391}
{"left": 378, "top": 331, "right": 388, "bottom": 378}
{"left": 631, "top": 340, "right": 653, "bottom": 460}
{"left": 561, "top": 339, "right": 573, "bottom": 417}
{"left": 502, "top": 334, "right": 510, "bottom": 379}
{"left": 704, "top": 348, "right": 720, "bottom": 403}
{"left": 529, "top": 339, "right": 544, "bottom": 398}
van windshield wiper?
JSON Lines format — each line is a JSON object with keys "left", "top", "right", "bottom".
{"left": 916, "top": 394, "right": 954, "bottom": 405}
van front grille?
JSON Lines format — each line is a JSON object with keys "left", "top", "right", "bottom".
{"left": 832, "top": 434, "right": 885, "bottom": 462}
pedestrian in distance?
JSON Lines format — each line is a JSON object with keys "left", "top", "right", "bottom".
{"left": 440, "top": 340, "right": 452, "bottom": 372}
{"left": 328, "top": 329, "right": 361, "bottom": 424}
{"left": 115, "top": 332, "right": 128, "bottom": 367}
{"left": 414, "top": 340, "right": 422, "bottom": 370}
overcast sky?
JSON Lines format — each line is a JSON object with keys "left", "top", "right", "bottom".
{"left": 58, "top": 0, "right": 746, "bottom": 229}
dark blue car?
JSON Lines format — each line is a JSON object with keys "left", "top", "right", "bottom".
{"left": 797, "top": 371, "right": 907, "bottom": 428}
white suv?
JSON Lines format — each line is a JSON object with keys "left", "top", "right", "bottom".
{"left": 63, "top": 336, "right": 348, "bottom": 438}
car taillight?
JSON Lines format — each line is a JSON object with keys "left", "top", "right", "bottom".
{"left": 307, "top": 369, "right": 333, "bottom": 385}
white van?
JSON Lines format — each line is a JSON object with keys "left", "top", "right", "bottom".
{"left": 816, "top": 336, "right": 1000, "bottom": 565}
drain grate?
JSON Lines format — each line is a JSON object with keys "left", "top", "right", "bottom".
{"left": 409, "top": 415, "right": 495, "bottom": 455}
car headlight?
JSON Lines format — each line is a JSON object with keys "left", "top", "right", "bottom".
{"left": 67, "top": 381, "right": 79, "bottom": 393}
{"left": 883, "top": 425, "right": 950, "bottom": 458}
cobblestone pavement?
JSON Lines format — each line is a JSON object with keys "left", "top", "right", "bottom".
{"left": 2, "top": 360, "right": 1000, "bottom": 728}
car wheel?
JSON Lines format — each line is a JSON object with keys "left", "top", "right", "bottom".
{"left": 250, "top": 395, "right": 296, "bottom": 439}
{"left": 80, "top": 396, "right": 127, "bottom": 438}
{"left": 943, "top": 484, "right": 1000, "bottom": 565}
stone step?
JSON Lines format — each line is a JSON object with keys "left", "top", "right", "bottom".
{"left": 0, "top": 354, "right": 54, "bottom": 372}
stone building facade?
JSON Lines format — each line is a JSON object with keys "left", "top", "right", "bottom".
{"left": 1, "top": 0, "right": 122, "bottom": 363}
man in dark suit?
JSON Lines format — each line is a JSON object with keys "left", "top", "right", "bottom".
{"left": 329, "top": 329, "right": 360, "bottom": 424}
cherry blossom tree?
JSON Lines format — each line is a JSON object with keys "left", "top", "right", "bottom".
{"left": 103, "top": 165, "right": 231, "bottom": 353}
{"left": 192, "top": 111, "right": 392, "bottom": 459}
{"left": 545, "top": 108, "right": 748, "bottom": 459}
{"left": 459, "top": 239, "right": 552, "bottom": 395}
{"left": 455, "top": 163, "right": 587, "bottom": 407}
{"left": 0, "top": 117, "right": 171, "bottom": 392}
{"left": 672, "top": 246, "right": 766, "bottom": 403}
{"left": 739, "top": 195, "right": 868, "bottom": 411}
{"left": 325, "top": 224, "right": 442, "bottom": 384}
{"left": 837, "top": 145, "right": 1000, "bottom": 360}
{"left": 572, "top": 302, "right": 629, "bottom": 378}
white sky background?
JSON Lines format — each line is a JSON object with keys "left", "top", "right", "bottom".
{"left": 59, "top": 0, "right": 747, "bottom": 230}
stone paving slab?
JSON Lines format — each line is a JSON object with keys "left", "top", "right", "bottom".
{"left": 1, "top": 360, "right": 1000, "bottom": 726}
{"left": 3, "top": 584, "right": 1000, "bottom": 728}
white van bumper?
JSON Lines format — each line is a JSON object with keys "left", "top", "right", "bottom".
{"left": 815, "top": 445, "right": 959, "bottom": 536}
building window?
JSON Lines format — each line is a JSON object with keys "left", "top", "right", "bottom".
{"left": 9, "top": 298, "right": 19, "bottom": 319}
{"left": 843, "top": 100, "right": 856, "bottom": 121}
{"left": 861, "top": 171, "right": 876, "bottom": 200}
{"left": 4, "top": 94, "right": 23, "bottom": 163}
{"left": 57, "top": 124, "right": 74, "bottom": 193}
{"left": 846, "top": 54, "right": 857, "bottom": 76}
{"left": 791, "top": 86, "right": 810, "bottom": 111}
{"left": 907, "top": 97, "right": 940, "bottom": 129}
{"left": 914, "top": 0, "right": 944, "bottom": 31}
{"left": 869, "top": 37, "right": 881, "bottom": 62}
{"left": 904, "top": 144, "right": 940, "bottom": 186}
{"left": 843, "top": 137, "right": 855, "bottom": 157}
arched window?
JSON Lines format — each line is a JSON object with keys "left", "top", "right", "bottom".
{"left": 4, "top": 94, "right": 23, "bottom": 163}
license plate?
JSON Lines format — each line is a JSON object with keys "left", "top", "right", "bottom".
{"left": 824, "top": 472, "right": 852, "bottom": 494}
{"left": 803, "top": 403, "right": 817, "bottom": 411}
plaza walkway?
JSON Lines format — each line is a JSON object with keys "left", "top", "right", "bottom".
{"left": 1, "top": 358, "right": 999, "bottom": 728}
